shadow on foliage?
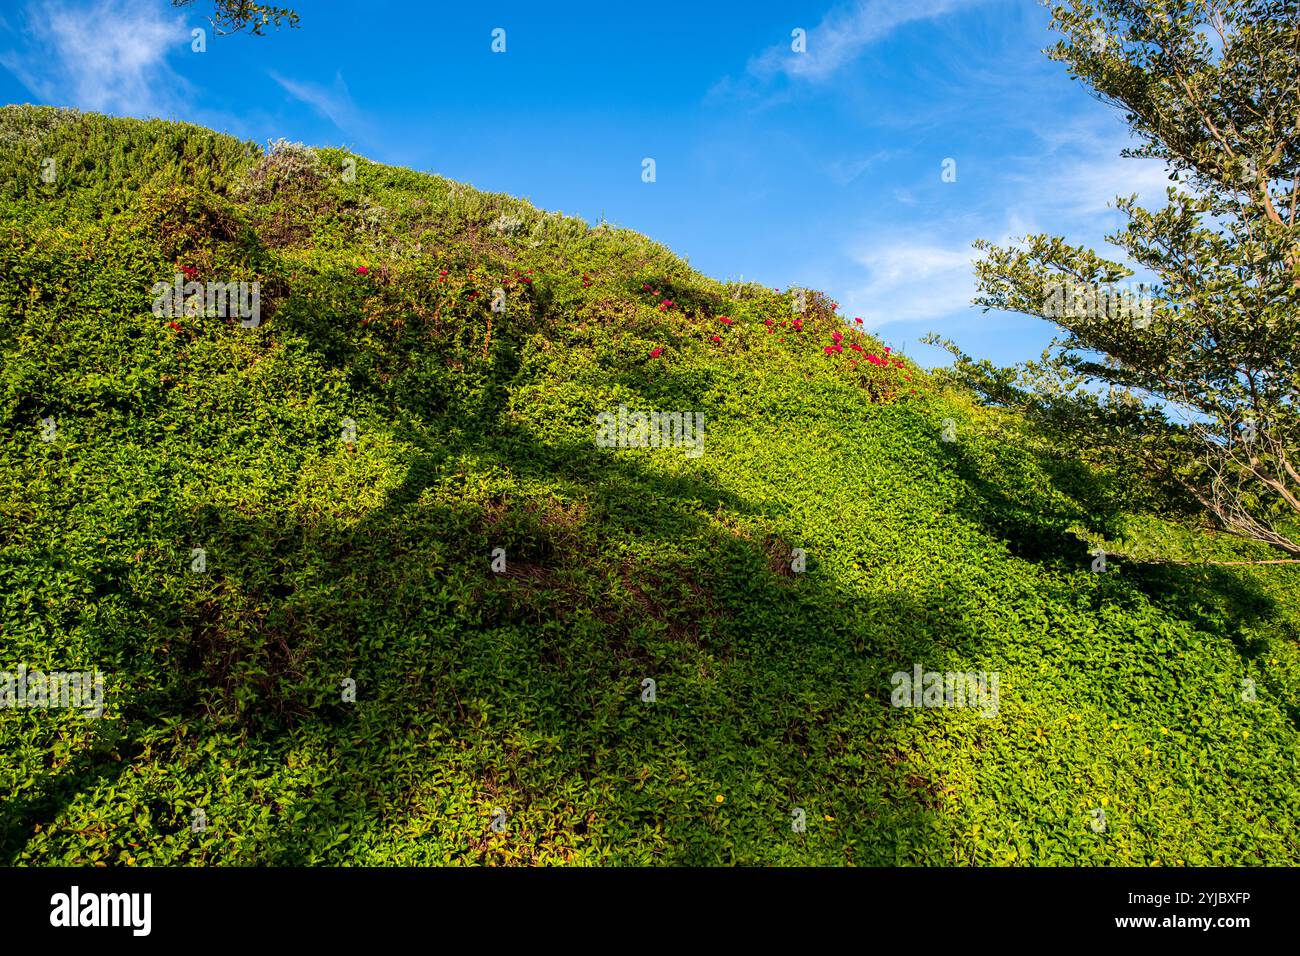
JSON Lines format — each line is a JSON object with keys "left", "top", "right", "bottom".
{"left": 939, "top": 433, "right": 1290, "bottom": 701}
{"left": 128, "top": 415, "right": 987, "bottom": 864}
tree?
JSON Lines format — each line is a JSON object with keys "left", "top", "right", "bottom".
{"left": 951, "top": 0, "right": 1300, "bottom": 554}
{"left": 171, "top": 0, "right": 299, "bottom": 36}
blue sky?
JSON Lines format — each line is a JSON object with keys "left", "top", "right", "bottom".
{"left": 0, "top": 0, "right": 1174, "bottom": 369}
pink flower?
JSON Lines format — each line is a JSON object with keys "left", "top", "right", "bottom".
{"left": 832, "top": 331, "right": 843, "bottom": 344}
{"left": 884, "top": 346, "right": 891, "bottom": 353}
{"left": 850, "top": 343, "right": 864, "bottom": 353}
{"left": 649, "top": 347, "right": 664, "bottom": 358}
{"left": 823, "top": 344, "right": 843, "bottom": 355}
{"left": 719, "top": 316, "right": 733, "bottom": 325}
{"left": 854, "top": 317, "right": 863, "bottom": 324}
{"left": 356, "top": 266, "right": 369, "bottom": 275}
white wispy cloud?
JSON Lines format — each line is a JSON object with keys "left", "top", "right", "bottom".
{"left": 0, "top": 0, "right": 187, "bottom": 116}
{"left": 844, "top": 241, "right": 976, "bottom": 328}
{"left": 269, "top": 69, "right": 373, "bottom": 146}
{"left": 841, "top": 126, "right": 1175, "bottom": 334}
{"left": 710, "top": 0, "right": 992, "bottom": 102}
{"left": 1002, "top": 117, "right": 1175, "bottom": 232}
{"left": 823, "top": 148, "right": 903, "bottom": 187}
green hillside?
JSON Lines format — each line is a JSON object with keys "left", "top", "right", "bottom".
{"left": 2, "top": 105, "right": 1298, "bottom": 865}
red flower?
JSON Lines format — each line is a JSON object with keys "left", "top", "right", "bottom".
{"left": 823, "top": 344, "right": 843, "bottom": 355}
{"left": 167, "top": 321, "right": 182, "bottom": 332}
{"left": 649, "top": 347, "right": 664, "bottom": 358}
{"left": 719, "top": 316, "right": 733, "bottom": 325}
{"left": 642, "top": 283, "right": 651, "bottom": 291}
{"left": 180, "top": 265, "right": 197, "bottom": 279}
{"left": 884, "top": 346, "right": 891, "bottom": 353}
{"left": 711, "top": 335, "right": 722, "bottom": 343}
{"left": 850, "top": 343, "right": 864, "bottom": 352}
{"left": 356, "top": 266, "right": 369, "bottom": 275}
{"left": 854, "top": 317, "right": 863, "bottom": 324}
{"left": 832, "top": 331, "right": 843, "bottom": 344}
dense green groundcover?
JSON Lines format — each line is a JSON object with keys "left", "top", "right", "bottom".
{"left": 1, "top": 105, "right": 1297, "bottom": 865}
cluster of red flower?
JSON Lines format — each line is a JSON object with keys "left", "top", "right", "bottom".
{"left": 822, "top": 334, "right": 916, "bottom": 394}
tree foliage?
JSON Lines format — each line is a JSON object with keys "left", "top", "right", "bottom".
{"left": 171, "top": 0, "right": 299, "bottom": 36}
{"left": 955, "top": 0, "right": 1300, "bottom": 554}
